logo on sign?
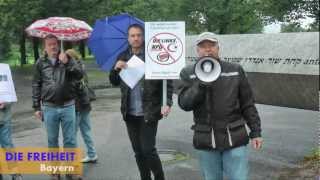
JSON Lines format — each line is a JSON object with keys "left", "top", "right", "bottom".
{"left": 147, "top": 33, "right": 183, "bottom": 65}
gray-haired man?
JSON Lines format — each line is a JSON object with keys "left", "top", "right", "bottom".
{"left": 178, "top": 32, "right": 263, "bottom": 180}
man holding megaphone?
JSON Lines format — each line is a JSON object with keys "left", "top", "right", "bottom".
{"left": 178, "top": 32, "right": 263, "bottom": 180}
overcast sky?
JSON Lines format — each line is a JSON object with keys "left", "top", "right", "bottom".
{"left": 263, "top": 17, "right": 315, "bottom": 33}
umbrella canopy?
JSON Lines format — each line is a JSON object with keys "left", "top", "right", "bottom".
{"left": 25, "top": 17, "right": 92, "bottom": 41}
{"left": 88, "top": 13, "right": 144, "bottom": 71}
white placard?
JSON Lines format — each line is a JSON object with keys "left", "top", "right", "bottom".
{"left": 119, "top": 55, "right": 145, "bottom": 89}
{"left": 145, "top": 21, "right": 185, "bottom": 79}
{"left": 0, "top": 63, "right": 17, "bottom": 103}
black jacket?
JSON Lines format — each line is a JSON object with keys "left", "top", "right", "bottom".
{"left": 178, "top": 60, "right": 262, "bottom": 150}
{"left": 75, "top": 60, "right": 91, "bottom": 112}
{"left": 109, "top": 48, "right": 173, "bottom": 122}
{"left": 32, "top": 56, "right": 83, "bottom": 111}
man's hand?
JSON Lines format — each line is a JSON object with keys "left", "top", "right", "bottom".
{"left": 0, "top": 103, "right": 5, "bottom": 109}
{"left": 161, "top": 106, "right": 171, "bottom": 117}
{"left": 114, "top": 60, "right": 127, "bottom": 70}
{"left": 251, "top": 137, "right": 263, "bottom": 150}
{"left": 59, "top": 52, "right": 69, "bottom": 64}
{"left": 34, "top": 111, "right": 42, "bottom": 120}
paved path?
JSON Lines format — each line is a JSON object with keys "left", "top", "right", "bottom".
{"left": 3, "top": 89, "right": 317, "bottom": 180}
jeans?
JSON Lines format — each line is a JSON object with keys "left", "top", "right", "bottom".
{"left": 43, "top": 105, "right": 76, "bottom": 148}
{"left": 75, "top": 110, "right": 97, "bottom": 158}
{"left": 0, "top": 104, "right": 14, "bottom": 148}
{"left": 0, "top": 104, "right": 20, "bottom": 172}
{"left": 197, "top": 145, "right": 248, "bottom": 180}
{"left": 125, "top": 115, "right": 165, "bottom": 180}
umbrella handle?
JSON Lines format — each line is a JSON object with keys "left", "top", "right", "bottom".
{"left": 60, "top": 40, "right": 64, "bottom": 52}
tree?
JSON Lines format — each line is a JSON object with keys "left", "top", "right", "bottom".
{"left": 259, "top": 0, "right": 319, "bottom": 31}
{"left": 0, "top": 0, "right": 44, "bottom": 65}
{"left": 122, "top": 0, "right": 184, "bottom": 21}
{"left": 0, "top": 0, "right": 110, "bottom": 64}
{"left": 178, "top": 0, "right": 264, "bottom": 34}
{"left": 281, "top": 22, "right": 307, "bottom": 32}
{"left": 1, "top": 0, "right": 318, "bottom": 66}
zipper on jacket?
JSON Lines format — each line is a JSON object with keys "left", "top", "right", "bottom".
{"left": 211, "top": 129, "right": 216, "bottom": 148}
{"left": 227, "top": 127, "right": 233, "bottom": 147}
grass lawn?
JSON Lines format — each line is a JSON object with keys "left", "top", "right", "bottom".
{"left": 278, "top": 148, "right": 320, "bottom": 179}
{"left": 7, "top": 57, "right": 108, "bottom": 86}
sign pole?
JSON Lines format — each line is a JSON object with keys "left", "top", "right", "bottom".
{"left": 162, "top": 79, "right": 167, "bottom": 119}
{"left": 162, "top": 79, "right": 167, "bottom": 107}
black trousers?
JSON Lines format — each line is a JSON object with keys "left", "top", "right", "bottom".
{"left": 125, "top": 115, "right": 165, "bottom": 180}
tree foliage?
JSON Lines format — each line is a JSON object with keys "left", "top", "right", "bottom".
{"left": 0, "top": 0, "right": 318, "bottom": 64}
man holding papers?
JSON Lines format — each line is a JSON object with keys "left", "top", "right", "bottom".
{"left": 109, "top": 24, "right": 173, "bottom": 180}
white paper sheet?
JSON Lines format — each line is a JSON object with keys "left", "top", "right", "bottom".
{"left": 119, "top": 55, "right": 145, "bottom": 89}
{"left": 0, "top": 63, "right": 17, "bottom": 102}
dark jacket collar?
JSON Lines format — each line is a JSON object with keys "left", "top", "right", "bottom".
{"left": 128, "top": 46, "right": 145, "bottom": 57}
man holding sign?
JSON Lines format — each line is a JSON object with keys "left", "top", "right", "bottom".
{"left": 109, "top": 24, "right": 173, "bottom": 180}
{"left": 0, "top": 64, "right": 23, "bottom": 180}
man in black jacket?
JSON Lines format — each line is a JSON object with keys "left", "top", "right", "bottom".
{"left": 178, "top": 32, "right": 263, "bottom": 180}
{"left": 32, "top": 35, "right": 83, "bottom": 180}
{"left": 109, "top": 24, "right": 173, "bottom": 180}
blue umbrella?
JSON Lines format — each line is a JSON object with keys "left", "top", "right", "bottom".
{"left": 88, "top": 13, "right": 144, "bottom": 71}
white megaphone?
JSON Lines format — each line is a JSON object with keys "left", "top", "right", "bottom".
{"left": 194, "top": 56, "right": 221, "bottom": 84}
